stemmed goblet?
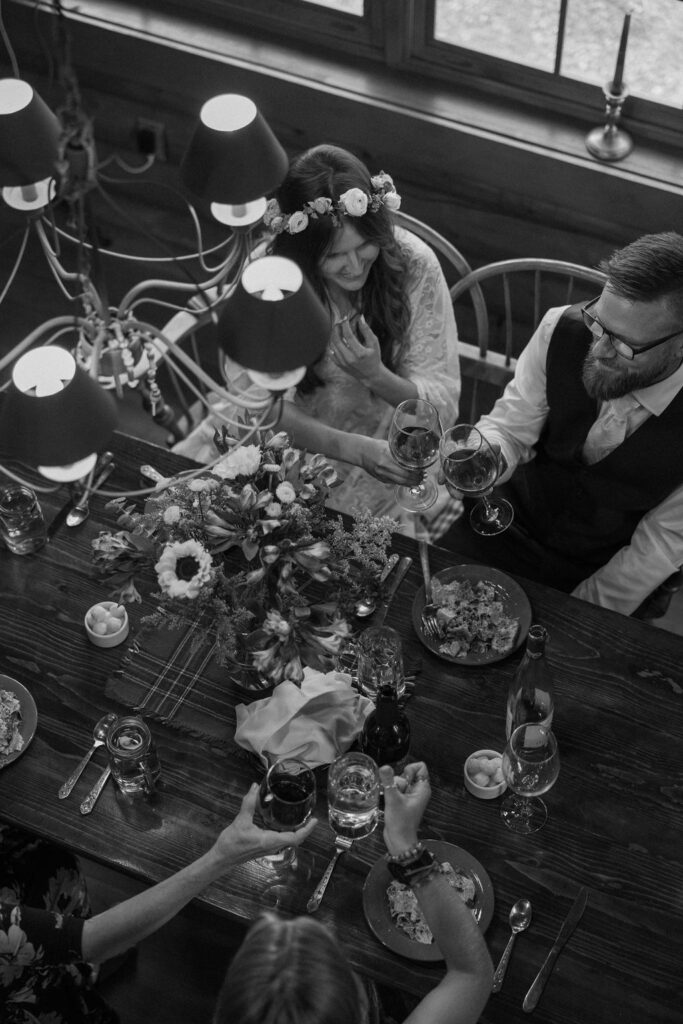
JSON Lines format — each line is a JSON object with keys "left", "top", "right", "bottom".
{"left": 388, "top": 398, "right": 442, "bottom": 512}
{"left": 439, "top": 423, "right": 514, "bottom": 535}
{"left": 500, "top": 724, "right": 560, "bottom": 834}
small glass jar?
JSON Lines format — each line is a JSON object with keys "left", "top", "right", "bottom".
{"left": 106, "top": 716, "right": 161, "bottom": 797}
{"left": 0, "top": 484, "right": 47, "bottom": 555}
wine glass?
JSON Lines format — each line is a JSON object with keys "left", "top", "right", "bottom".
{"left": 259, "top": 757, "right": 317, "bottom": 869}
{"left": 439, "top": 423, "right": 514, "bottom": 535}
{"left": 500, "top": 724, "right": 560, "bottom": 834}
{"left": 388, "top": 398, "right": 442, "bottom": 512}
{"left": 327, "top": 751, "right": 380, "bottom": 840}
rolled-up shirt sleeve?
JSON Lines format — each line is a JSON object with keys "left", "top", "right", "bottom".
{"left": 476, "top": 306, "right": 567, "bottom": 481}
{"left": 572, "top": 483, "right": 683, "bottom": 614}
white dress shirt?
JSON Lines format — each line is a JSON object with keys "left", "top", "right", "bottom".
{"left": 477, "top": 306, "right": 683, "bottom": 615}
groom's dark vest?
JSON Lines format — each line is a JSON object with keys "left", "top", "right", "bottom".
{"left": 501, "top": 304, "right": 683, "bottom": 572}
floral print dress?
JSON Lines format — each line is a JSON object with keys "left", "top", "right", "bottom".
{"left": 1, "top": 824, "right": 117, "bottom": 1024}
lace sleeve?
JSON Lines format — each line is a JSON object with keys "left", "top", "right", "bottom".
{"left": 394, "top": 229, "right": 461, "bottom": 428}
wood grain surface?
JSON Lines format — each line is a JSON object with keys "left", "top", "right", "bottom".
{"left": 1, "top": 432, "right": 681, "bottom": 1024}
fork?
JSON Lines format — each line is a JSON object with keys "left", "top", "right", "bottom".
{"left": 306, "top": 835, "right": 353, "bottom": 913}
{"left": 418, "top": 540, "right": 441, "bottom": 639}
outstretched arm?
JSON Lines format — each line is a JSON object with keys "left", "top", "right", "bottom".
{"left": 81, "top": 784, "right": 316, "bottom": 962}
{"left": 380, "top": 764, "right": 493, "bottom": 1024}
{"left": 277, "top": 399, "right": 421, "bottom": 487}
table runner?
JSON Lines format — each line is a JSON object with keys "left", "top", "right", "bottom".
{"left": 105, "top": 622, "right": 264, "bottom": 747}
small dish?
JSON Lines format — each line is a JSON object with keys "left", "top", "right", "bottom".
{"left": 464, "top": 749, "right": 506, "bottom": 799}
{"left": 84, "top": 601, "right": 129, "bottom": 648}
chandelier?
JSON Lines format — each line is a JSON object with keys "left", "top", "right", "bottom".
{"left": 0, "top": 1, "right": 329, "bottom": 492}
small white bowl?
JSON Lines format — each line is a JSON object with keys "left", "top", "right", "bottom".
{"left": 463, "top": 748, "right": 506, "bottom": 800}
{"left": 84, "top": 601, "right": 130, "bottom": 648}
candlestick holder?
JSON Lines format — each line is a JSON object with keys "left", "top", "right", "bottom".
{"left": 585, "top": 83, "right": 634, "bottom": 162}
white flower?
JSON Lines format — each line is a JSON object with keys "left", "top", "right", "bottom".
{"left": 163, "top": 505, "right": 181, "bottom": 525}
{"left": 154, "top": 539, "right": 213, "bottom": 600}
{"left": 213, "top": 444, "right": 262, "bottom": 480}
{"left": 371, "top": 171, "right": 394, "bottom": 191}
{"left": 287, "top": 211, "right": 309, "bottom": 234}
{"left": 188, "top": 478, "right": 211, "bottom": 492}
{"left": 265, "top": 502, "right": 282, "bottom": 517}
{"left": 383, "top": 191, "right": 401, "bottom": 211}
{"left": 264, "top": 608, "right": 291, "bottom": 638}
{"left": 276, "top": 481, "right": 297, "bottom": 504}
{"left": 340, "top": 188, "right": 368, "bottom": 216}
{"left": 310, "top": 197, "right": 333, "bottom": 215}
{"left": 263, "top": 198, "right": 283, "bottom": 227}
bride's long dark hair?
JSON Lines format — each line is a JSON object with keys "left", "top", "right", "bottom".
{"left": 270, "top": 144, "right": 411, "bottom": 392}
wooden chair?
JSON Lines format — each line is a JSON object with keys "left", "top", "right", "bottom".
{"left": 449, "top": 257, "right": 607, "bottom": 423}
{"left": 448, "top": 256, "right": 680, "bottom": 622}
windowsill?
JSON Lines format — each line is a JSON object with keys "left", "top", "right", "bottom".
{"left": 13, "top": 0, "right": 683, "bottom": 195}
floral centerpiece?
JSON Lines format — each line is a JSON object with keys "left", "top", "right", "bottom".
{"left": 92, "top": 432, "right": 396, "bottom": 688}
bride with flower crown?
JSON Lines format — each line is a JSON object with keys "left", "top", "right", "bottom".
{"left": 175, "top": 144, "right": 461, "bottom": 541}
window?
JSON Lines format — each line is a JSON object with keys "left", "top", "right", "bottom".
{"left": 149, "top": 0, "right": 683, "bottom": 146}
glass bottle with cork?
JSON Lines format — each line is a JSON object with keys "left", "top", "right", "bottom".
{"left": 360, "top": 683, "right": 410, "bottom": 772}
{"left": 506, "top": 624, "right": 554, "bottom": 740}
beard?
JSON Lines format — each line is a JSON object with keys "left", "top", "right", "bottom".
{"left": 582, "top": 350, "right": 674, "bottom": 401}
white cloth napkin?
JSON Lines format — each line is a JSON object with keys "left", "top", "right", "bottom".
{"left": 234, "top": 668, "right": 374, "bottom": 768}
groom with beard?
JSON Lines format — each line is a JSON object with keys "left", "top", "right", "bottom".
{"left": 439, "top": 232, "right": 683, "bottom": 616}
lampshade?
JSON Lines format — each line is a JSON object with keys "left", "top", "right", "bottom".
{"left": 0, "top": 348, "right": 118, "bottom": 473}
{"left": 0, "top": 79, "right": 61, "bottom": 187}
{"left": 217, "top": 256, "right": 330, "bottom": 373}
{"left": 180, "top": 94, "right": 288, "bottom": 205}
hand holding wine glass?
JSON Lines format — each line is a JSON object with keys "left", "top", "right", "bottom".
{"left": 439, "top": 423, "right": 514, "bottom": 535}
{"left": 500, "top": 724, "right": 560, "bottom": 834}
{"left": 388, "top": 398, "right": 442, "bottom": 512}
{"left": 259, "top": 757, "right": 317, "bottom": 868}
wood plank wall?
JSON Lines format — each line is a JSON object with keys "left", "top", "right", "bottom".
{"left": 2, "top": 1, "right": 682, "bottom": 357}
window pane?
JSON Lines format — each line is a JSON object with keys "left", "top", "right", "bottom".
{"left": 562, "top": 0, "right": 683, "bottom": 107}
{"left": 302, "top": 0, "right": 364, "bottom": 13}
{"left": 434, "top": 0, "right": 562, "bottom": 73}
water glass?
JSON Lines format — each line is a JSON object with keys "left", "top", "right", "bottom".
{"left": 0, "top": 484, "right": 47, "bottom": 555}
{"left": 356, "top": 625, "right": 405, "bottom": 699}
{"left": 328, "top": 751, "right": 380, "bottom": 840}
{"left": 106, "top": 715, "right": 161, "bottom": 797}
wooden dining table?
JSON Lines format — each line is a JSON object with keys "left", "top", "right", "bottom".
{"left": 0, "top": 431, "right": 680, "bottom": 1024}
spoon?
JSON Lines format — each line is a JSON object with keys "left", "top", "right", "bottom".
{"left": 354, "top": 554, "right": 400, "bottom": 617}
{"left": 492, "top": 898, "right": 533, "bottom": 993}
{"left": 66, "top": 453, "right": 115, "bottom": 527}
{"left": 58, "top": 712, "right": 118, "bottom": 799}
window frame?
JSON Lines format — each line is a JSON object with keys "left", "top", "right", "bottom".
{"left": 139, "top": 0, "right": 683, "bottom": 151}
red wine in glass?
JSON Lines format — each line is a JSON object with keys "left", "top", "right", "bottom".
{"left": 440, "top": 424, "right": 514, "bottom": 535}
{"left": 259, "top": 758, "right": 316, "bottom": 868}
{"left": 388, "top": 399, "right": 442, "bottom": 512}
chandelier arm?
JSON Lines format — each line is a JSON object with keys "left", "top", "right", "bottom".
{"left": 0, "top": 462, "right": 62, "bottom": 493}
{"left": 131, "top": 317, "right": 273, "bottom": 412}
{"left": 43, "top": 220, "right": 232, "bottom": 264}
{"left": 0, "top": 316, "right": 83, "bottom": 375}
{"left": 0, "top": 224, "right": 31, "bottom": 306}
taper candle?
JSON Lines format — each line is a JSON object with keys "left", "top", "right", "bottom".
{"left": 611, "top": 12, "right": 631, "bottom": 93}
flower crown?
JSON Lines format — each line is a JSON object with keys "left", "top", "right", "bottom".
{"left": 263, "top": 171, "right": 401, "bottom": 235}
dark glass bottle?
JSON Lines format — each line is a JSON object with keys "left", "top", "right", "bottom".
{"left": 505, "top": 624, "right": 555, "bottom": 740}
{"left": 360, "top": 684, "right": 411, "bottom": 771}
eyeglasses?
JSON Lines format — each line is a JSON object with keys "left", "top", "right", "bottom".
{"left": 581, "top": 297, "right": 683, "bottom": 361}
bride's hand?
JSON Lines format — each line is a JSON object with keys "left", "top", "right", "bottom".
{"left": 356, "top": 437, "right": 422, "bottom": 486}
{"left": 329, "top": 315, "right": 383, "bottom": 386}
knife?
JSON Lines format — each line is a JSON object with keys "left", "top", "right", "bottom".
{"left": 522, "top": 887, "right": 589, "bottom": 1013}
{"left": 372, "top": 555, "right": 413, "bottom": 626}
